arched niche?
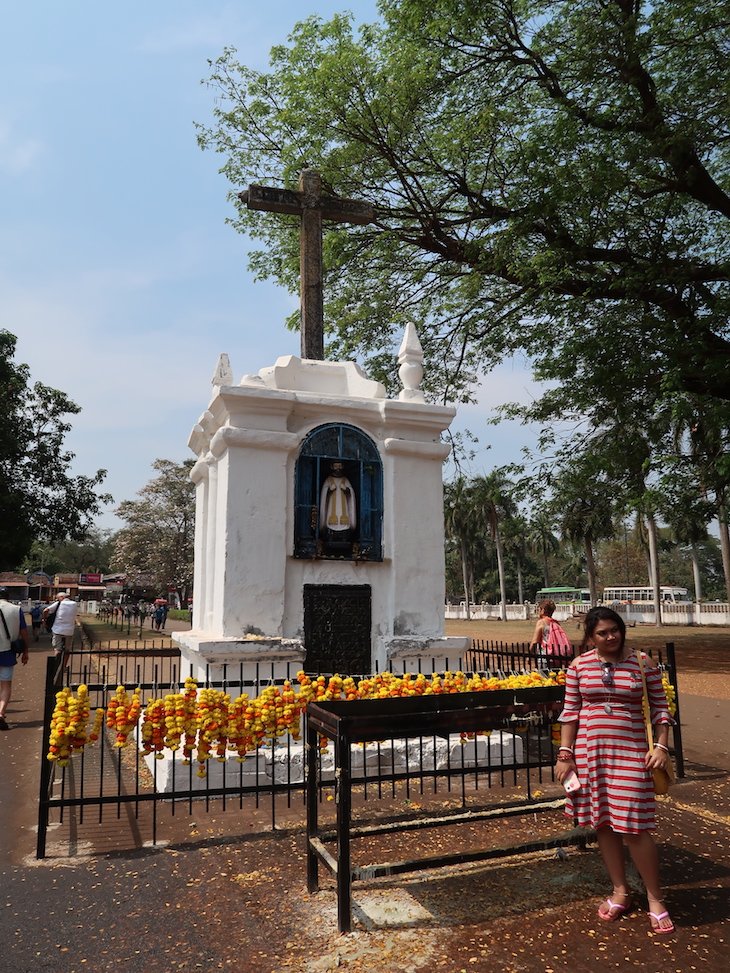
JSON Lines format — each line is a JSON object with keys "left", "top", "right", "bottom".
{"left": 293, "top": 423, "right": 383, "bottom": 561}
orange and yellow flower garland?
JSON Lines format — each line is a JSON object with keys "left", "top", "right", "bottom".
{"left": 46, "top": 667, "right": 676, "bottom": 769}
{"left": 106, "top": 685, "right": 142, "bottom": 747}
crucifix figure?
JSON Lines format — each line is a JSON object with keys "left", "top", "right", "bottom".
{"left": 239, "top": 169, "right": 375, "bottom": 360}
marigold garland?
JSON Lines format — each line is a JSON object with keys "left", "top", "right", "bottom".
{"left": 47, "top": 685, "right": 91, "bottom": 766}
{"left": 662, "top": 674, "right": 677, "bottom": 717}
{"left": 195, "top": 687, "right": 231, "bottom": 776}
{"left": 140, "top": 697, "right": 167, "bottom": 758}
{"left": 106, "top": 685, "right": 142, "bottom": 747}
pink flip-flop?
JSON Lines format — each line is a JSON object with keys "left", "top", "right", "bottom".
{"left": 598, "top": 896, "right": 632, "bottom": 922}
{"left": 648, "top": 910, "right": 675, "bottom": 934}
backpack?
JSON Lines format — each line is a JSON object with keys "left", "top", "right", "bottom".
{"left": 45, "top": 603, "right": 59, "bottom": 632}
{"left": 545, "top": 618, "right": 572, "bottom": 658}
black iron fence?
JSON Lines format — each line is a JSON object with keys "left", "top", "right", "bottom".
{"left": 36, "top": 638, "right": 684, "bottom": 859}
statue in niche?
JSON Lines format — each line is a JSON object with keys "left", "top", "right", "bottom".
{"left": 319, "top": 461, "right": 357, "bottom": 551}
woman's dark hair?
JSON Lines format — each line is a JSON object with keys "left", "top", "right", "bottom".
{"left": 581, "top": 606, "right": 626, "bottom": 653}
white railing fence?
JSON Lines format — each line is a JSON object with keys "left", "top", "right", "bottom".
{"left": 445, "top": 601, "right": 730, "bottom": 626}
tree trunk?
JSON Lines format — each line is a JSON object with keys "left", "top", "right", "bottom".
{"left": 717, "top": 496, "right": 730, "bottom": 606}
{"left": 516, "top": 557, "right": 524, "bottom": 604}
{"left": 690, "top": 544, "right": 703, "bottom": 602}
{"left": 646, "top": 512, "right": 662, "bottom": 626}
{"left": 584, "top": 537, "right": 598, "bottom": 606}
{"left": 460, "top": 536, "right": 471, "bottom": 620}
{"left": 495, "top": 525, "right": 508, "bottom": 621}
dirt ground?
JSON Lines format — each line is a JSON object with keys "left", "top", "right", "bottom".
{"left": 1, "top": 620, "right": 728, "bottom": 973}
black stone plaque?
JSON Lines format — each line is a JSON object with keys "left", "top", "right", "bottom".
{"left": 303, "top": 584, "right": 371, "bottom": 675}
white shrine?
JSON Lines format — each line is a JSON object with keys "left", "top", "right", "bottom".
{"left": 174, "top": 323, "right": 469, "bottom": 678}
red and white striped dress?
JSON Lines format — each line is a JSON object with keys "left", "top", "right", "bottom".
{"left": 558, "top": 649, "right": 673, "bottom": 833}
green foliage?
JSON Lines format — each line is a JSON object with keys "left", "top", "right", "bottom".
{"left": 659, "top": 537, "right": 726, "bottom": 600}
{"left": 199, "top": 0, "right": 729, "bottom": 405}
{"left": 166, "top": 608, "right": 192, "bottom": 622}
{"left": 444, "top": 468, "right": 541, "bottom": 607}
{"left": 20, "top": 530, "right": 115, "bottom": 577}
{"left": 0, "top": 330, "right": 111, "bottom": 570}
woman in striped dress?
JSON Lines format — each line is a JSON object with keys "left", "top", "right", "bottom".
{"left": 554, "top": 607, "right": 675, "bottom": 934}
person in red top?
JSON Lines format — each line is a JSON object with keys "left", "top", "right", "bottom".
{"left": 530, "top": 599, "right": 572, "bottom": 668}
{"left": 554, "top": 607, "right": 675, "bottom": 935}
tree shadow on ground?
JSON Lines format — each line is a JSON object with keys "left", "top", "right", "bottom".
{"left": 348, "top": 837, "right": 729, "bottom": 932}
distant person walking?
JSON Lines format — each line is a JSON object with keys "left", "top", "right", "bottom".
{"left": 153, "top": 605, "right": 165, "bottom": 631}
{"left": 30, "top": 602, "right": 43, "bottom": 642}
{"left": 44, "top": 592, "right": 78, "bottom": 665}
{"left": 0, "top": 587, "right": 29, "bottom": 730}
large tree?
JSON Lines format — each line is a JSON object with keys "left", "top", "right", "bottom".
{"left": 0, "top": 330, "right": 110, "bottom": 569}
{"left": 111, "top": 459, "right": 195, "bottom": 606}
{"left": 199, "top": 0, "right": 729, "bottom": 406}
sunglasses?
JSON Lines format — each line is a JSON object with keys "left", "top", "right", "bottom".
{"left": 601, "top": 662, "right": 614, "bottom": 686}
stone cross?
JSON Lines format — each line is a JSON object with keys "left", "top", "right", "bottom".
{"left": 239, "top": 169, "right": 375, "bottom": 360}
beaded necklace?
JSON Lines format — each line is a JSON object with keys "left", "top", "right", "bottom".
{"left": 596, "top": 649, "right": 625, "bottom": 715}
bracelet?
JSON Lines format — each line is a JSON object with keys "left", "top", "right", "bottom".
{"left": 655, "top": 743, "right": 670, "bottom": 753}
{"left": 556, "top": 753, "right": 574, "bottom": 763}
{"left": 558, "top": 746, "right": 573, "bottom": 754}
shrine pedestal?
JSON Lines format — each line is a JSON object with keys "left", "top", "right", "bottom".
{"left": 175, "top": 631, "right": 304, "bottom": 681}
{"left": 383, "top": 635, "right": 471, "bottom": 671}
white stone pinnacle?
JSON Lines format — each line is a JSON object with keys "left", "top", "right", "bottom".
{"left": 397, "top": 322, "right": 425, "bottom": 401}
{"left": 212, "top": 353, "right": 233, "bottom": 387}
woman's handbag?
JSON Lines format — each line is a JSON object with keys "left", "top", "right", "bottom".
{"left": 636, "top": 649, "right": 675, "bottom": 794}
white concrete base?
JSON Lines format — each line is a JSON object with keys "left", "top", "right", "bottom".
{"left": 140, "top": 730, "right": 525, "bottom": 793}
{"left": 142, "top": 747, "right": 269, "bottom": 792}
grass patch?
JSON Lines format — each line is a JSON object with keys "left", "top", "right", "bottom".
{"left": 80, "top": 614, "right": 176, "bottom": 648}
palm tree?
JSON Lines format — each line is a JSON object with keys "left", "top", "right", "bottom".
{"left": 503, "top": 514, "right": 529, "bottom": 603}
{"left": 661, "top": 487, "right": 713, "bottom": 602}
{"left": 470, "top": 471, "right": 517, "bottom": 621}
{"left": 553, "top": 470, "right": 615, "bottom": 606}
{"left": 526, "top": 511, "right": 560, "bottom": 587}
{"left": 664, "top": 396, "right": 730, "bottom": 604}
{"left": 443, "top": 477, "right": 473, "bottom": 619}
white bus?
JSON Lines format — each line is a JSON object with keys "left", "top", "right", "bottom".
{"left": 602, "top": 585, "right": 690, "bottom": 604}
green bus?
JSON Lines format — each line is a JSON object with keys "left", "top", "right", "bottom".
{"left": 536, "top": 586, "right": 591, "bottom": 606}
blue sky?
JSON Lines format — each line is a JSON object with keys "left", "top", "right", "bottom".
{"left": 3, "top": 1, "right": 541, "bottom": 532}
